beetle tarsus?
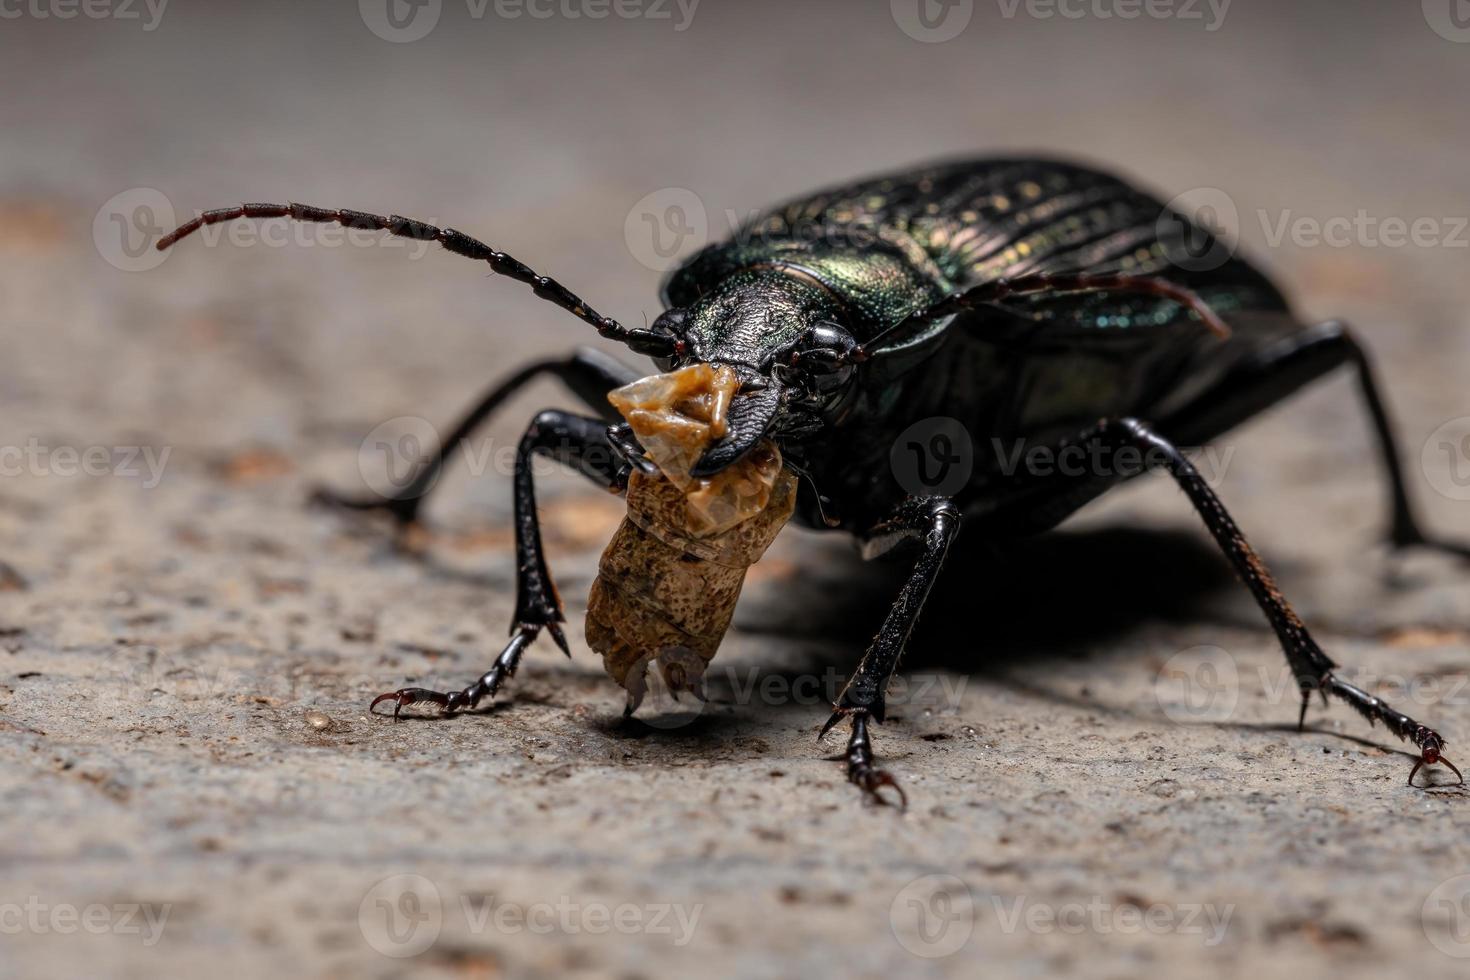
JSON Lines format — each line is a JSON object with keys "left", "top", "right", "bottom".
{"left": 370, "top": 687, "right": 451, "bottom": 721}
{"left": 1311, "top": 672, "right": 1463, "bottom": 789}
{"left": 370, "top": 625, "right": 537, "bottom": 720}
{"left": 309, "top": 485, "right": 418, "bottom": 523}
{"left": 839, "top": 712, "right": 907, "bottom": 808}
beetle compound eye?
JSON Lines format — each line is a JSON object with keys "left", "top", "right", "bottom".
{"left": 788, "top": 321, "right": 859, "bottom": 395}
{"left": 809, "top": 359, "right": 854, "bottom": 394}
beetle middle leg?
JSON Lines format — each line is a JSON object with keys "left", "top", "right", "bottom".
{"left": 1014, "top": 417, "right": 1461, "bottom": 787}
{"left": 820, "top": 496, "right": 961, "bottom": 806}
{"left": 314, "top": 347, "right": 637, "bottom": 529}
{"left": 371, "top": 410, "right": 630, "bottom": 719}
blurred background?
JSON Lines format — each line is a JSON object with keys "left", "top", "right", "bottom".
{"left": 2, "top": 1, "right": 1470, "bottom": 978}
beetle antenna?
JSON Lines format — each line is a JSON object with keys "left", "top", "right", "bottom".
{"left": 861, "top": 272, "right": 1232, "bottom": 357}
{"left": 156, "top": 203, "right": 678, "bottom": 358}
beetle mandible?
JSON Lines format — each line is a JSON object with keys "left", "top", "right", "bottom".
{"left": 157, "top": 157, "right": 1470, "bottom": 803}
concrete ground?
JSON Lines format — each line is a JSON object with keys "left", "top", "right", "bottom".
{"left": 2, "top": 1, "right": 1470, "bottom": 977}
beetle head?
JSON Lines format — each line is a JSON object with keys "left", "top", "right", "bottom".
{"left": 647, "top": 278, "right": 861, "bottom": 476}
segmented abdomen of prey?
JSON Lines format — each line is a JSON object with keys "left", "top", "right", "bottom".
{"left": 586, "top": 468, "right": 797, "bottom": 714}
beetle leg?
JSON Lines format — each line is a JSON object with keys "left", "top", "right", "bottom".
{"left": 1041, "top": 417, "right": 1459, "bottom": 786}
{"left": 1158, "top": 319, "right": 1470, "bottom": 560}
{"left": 820, "top": 496, "right": 961, "bottom": 806}
{"left": 370, "top": 410, "right": 630, "bottom": 719}
{"left": 314, "top": 347, "right": 638, "bottom": 530}
{"left": 1332, "top": 324, "right": 1470, "bottom": 559}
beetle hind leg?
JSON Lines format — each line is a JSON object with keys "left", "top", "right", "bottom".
{"left": 1161, "top": 319, "right": 1470, "bottom": 560}
{"left": 1039, "top": 417, "right": 1460, "bottom": 787}
{"left": 1331, "top": 325, "right": 1470, "bottom": 560}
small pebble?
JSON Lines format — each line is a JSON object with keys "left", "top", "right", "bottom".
{"left": 304, "top": 709, "right": 333, "bottom": 731}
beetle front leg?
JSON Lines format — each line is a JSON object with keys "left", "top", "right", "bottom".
{"left": 371, "top": 410, "right": 630, "bottom": 719}
{"left": 820, "top": 496, "right": 961, "bottom": 806}
{"left": 315, "top": 347, "right": 637, "bottom": 530}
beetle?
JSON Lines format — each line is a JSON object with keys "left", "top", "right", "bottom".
{"left": 157, "top": 157, "right": 1470, "bottom": 803}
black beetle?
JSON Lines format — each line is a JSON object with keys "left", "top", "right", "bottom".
{"left": 157, "top": 157, "right": 1469, "bottom": 803}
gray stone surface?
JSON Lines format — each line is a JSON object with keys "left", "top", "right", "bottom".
{"left": 2, "top": 2, "right": 1470, "bottom": 977}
